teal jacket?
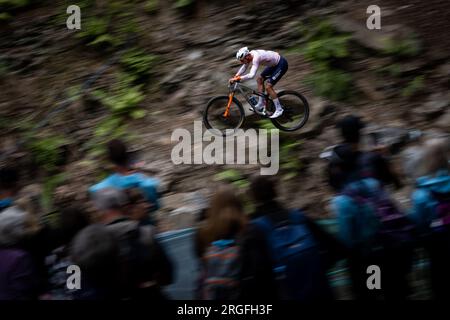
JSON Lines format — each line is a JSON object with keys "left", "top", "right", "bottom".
{"left": 331, "top": 178, "right": 381, "bottom": 249}
{"left": 89, "top": 173, "right": 160, "bottom": 211}
{"left": 410, "top": 170, "right": 450, "bottom": 232}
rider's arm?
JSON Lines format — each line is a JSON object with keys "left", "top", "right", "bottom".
{"left": 235, "top": 64, "right": 247, "bottom": 77}
{"left": 240, "top": 57, "right": 259, "bottom": 81}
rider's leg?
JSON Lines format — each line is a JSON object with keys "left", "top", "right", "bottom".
{"left": 266, "top": 82, "right": 278, "bottom": 100}
{"left": 257, "top": 75, "right": 264, "bottom": 94}
{"left": 255, "top": 76, "right": 266, "bottom": 110}
{"left": 266, "top": 57, "right": 288, "bottom": 118}
{"left": 267, "top": 82, "right": 283, "bottom": 118}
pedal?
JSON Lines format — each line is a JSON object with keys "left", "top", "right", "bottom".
{"left": 250, "top": 106, "right": 267, "bottom": 116}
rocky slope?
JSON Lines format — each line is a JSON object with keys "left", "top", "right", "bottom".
{"left": 0, "top": 0, "right": 448, "bottom": 231}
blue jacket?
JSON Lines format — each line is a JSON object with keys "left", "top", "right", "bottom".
{"left": 331, "top": 178, "right": 381, "bottom": 249}
{"left": 89, "top": 173, "right": 160, "bottom": 211}
{"left": 410, "top": 170, "right": 450, "bottom": 232}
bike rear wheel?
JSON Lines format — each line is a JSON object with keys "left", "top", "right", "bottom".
{"left": 203, "top": 96, "right": 245, "bottom": 136}
{"left": 269, "top": 90, "right": 309, "bottom": 131}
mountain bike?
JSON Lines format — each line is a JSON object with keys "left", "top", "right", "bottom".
{"left": 203, "top": 81, "right": 309, "bottom": 136}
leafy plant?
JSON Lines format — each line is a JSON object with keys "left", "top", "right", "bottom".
{"left": 93, "top": 87, "right": 146, "bottom": 118}
{"left": 74, "top": 0, "right": 141, "bottom": 49}
{"left": 0, "top": 0, "right": 29, "bottom": 9}
{"left": 256, "top": 119, "right": 275, "bottom": 131}
{"left": 279, "top": 139, "right": 303, "bottom": 180}
{"left": 382, "top": 34, "right": 422, "bottom": 58}
{"left": 304, "top": 65, "right": 353, "bottom": 101}
{"left": 92, "top": 72, "right": 147, "bottom": 119}
{"left": 145, "top": 0, "right": 159, "bottom": 14}
{"left": 86, "top": 115, "right": 130, "bottom": 158}
{"left": 174, "top": 0, "right": 195, "bottom": 9}
{"left": 303, "top": 35, "right": 351, "bottom": 64}
{"left": 298, "top": 19, "right": 353, "bottom": 101}
{"left": 120, "top": 48, "right": 159, "bottom": 77}
{"left": 214, "top": 169, "right": 249, "bottom": 189}
{"left": 300, "top": 19, "right": 337, "bottom": 41}
{"left": 0, "top": 12, "right": 11, "bottom": 21}
{"left": 254, "top": 124, "right": 303, "bottom": 180}
{"left": 28, "top": 135, "right": 68, "bottom": 171}
{"left": 42, "top": 173, "right": 66, "bottom": 213}
{"left": 377, "top": 64, "right": 402, "bottom": 78}
{"left": 76, "top": 16, "right": 122, "bottom": 48}
{"left": 402, "top": 75, "right": 425, "bottom": 98}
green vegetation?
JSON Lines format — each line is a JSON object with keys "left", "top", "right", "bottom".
{"left": 174, "top": 0, "right": 195, "bottom": 10}
{"left": 92, "top": 75, "right": 146, "bottom": 119}
{"left": 145, "top": 0, "right": 159, "bottom": 14}
{"left": 86, "top": 116, "right": 130, "bottom": 158}
{"left": 0, "top": 0, "right": 29, "bottom": 22}
{"left": 382, "top": 34, "right": 422, "bottom": 58}
{"left": 42, "top": 173, "right": 66, "bottom": 213}
{"left": 76, "top": 15, "right": 122, "bottom": 48}
{"left": 295, "top": 20, "right": 353, "bottom": 101}
{"left": 67, "top": 2, "right": 159, "bottom": 160}
{"left": 402, "top": 75, "right": 425, "bottom": 98}
{"left": 87, "top": 72, "right": 144, "bottom": 158}
{"left": 214, "top": 169, "right": 249, "bottom": 189}
{"left": 303, "top": 35, "right": 351, "bottom": 63}
{"left": 279, "top": 139, "right": 303, "bottom": 181}
{"left": 377, "top": 63, "right": 403, "bottom": 78}
{"left": 0, "top": 12, "right": 11, "bottom": 21}
{"left": 257, "top": 120, "right": 303, "bottom": 181}
{"left": 0, "top": 0, "right": 29, "bottom": 10}
{"left": 74, "top": 1, "right": 141, "bottom": 49}
{"left": 27, "top": 135, "right": 68, "bottom": 172}
{"left": 304, "top": 65, "right": 353, "bottom": 101}
{"left": 120, "top": 48, "right": 159, "bottom": 78}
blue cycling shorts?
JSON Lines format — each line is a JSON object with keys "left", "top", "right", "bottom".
{"left": 260, "top": 56, "right": 288, "bottom": 86}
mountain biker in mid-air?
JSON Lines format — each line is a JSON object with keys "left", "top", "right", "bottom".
{"left": 229, "top": 47, "right": 288, "bottom": 119}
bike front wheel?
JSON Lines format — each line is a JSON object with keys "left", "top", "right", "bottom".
{"left": 269, "top": 90, "right": 309, "bottom": 131}
{"left": 203, "top": 95, "right": 245, "bottom": 136}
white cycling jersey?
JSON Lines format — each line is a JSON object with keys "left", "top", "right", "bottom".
{"left": 235, "top": 49, "right": 281, "bottom": 81}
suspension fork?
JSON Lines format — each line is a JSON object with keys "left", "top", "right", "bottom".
{"left": 223, "top": 92, "right": 235, "bottom": 118}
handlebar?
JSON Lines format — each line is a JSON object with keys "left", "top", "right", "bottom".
{"left": 228, "top": 81, "right": 239, "bottom": 92}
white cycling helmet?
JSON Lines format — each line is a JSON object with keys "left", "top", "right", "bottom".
{"left": 236, "top": 47, "right": 250, "bottom": 61}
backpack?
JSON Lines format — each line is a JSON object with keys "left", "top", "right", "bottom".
{"left": 342, "top": 181, "right": 415, "bottom": 249}
{"left": 429, "top": 191, "right": 450, "bottom": 233}
{"left": 253, "top": 210, "right": 330, "bottom": 300}
{"left": 200, "top": 239, "right": 241, "bottom": 300}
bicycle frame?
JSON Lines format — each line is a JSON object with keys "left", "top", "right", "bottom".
{"left": 223, "top": 82, "right": 269, "bottom": 117}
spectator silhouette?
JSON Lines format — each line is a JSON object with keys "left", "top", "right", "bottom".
{"left": 91, "top": 188, "right": 173, "bottom": 300}
{"left": 328, "top": 115, "right": 402, "bottom": 192}
{"left": 89, "top": 139, "right": 160, "bottom": 225}
{"left": 410, "top": 138, "right": 450, "bottom": 299}
{"left": 195, "top": 185, "right": 276, "bottom": 300}
{"left": 250, "top": 175, "right": 335, "bottom": 301}
{"left": 0, "top": 206, "right": 39, "bottom": 300}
